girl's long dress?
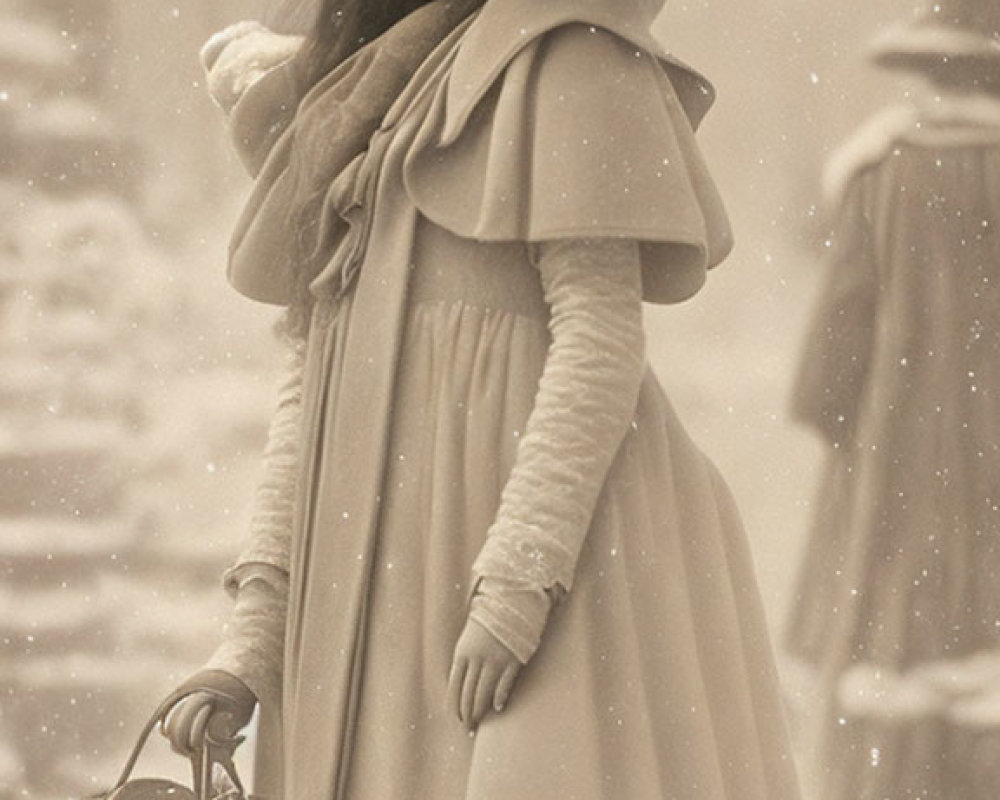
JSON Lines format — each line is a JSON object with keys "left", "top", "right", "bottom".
{"left": 788, "top": 102, "right": 1000, "bottom": 800}
{"left": 210, "top": 15, "right": 801, "bottom": 800}
{"left": 290, "top": 257, "right": 795, "bottom": 800}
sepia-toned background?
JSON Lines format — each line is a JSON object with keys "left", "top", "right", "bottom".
{"left": 0, "top": 1, "right": 916, "bottom": 797}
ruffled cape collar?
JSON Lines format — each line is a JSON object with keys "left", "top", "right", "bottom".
{"left": 229, "top": 0, "right": 717, "bottom": 305}
{"left": 434, "top": 0, "right": 714, "bottom": 143}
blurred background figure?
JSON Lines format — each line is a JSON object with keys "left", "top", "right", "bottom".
{"left": 787, "top": 0, "right": 1000, "bottom": 797}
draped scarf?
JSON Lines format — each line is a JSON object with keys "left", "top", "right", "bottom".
{"left": 226, "top": 0, "right": 483, "bottom": 328}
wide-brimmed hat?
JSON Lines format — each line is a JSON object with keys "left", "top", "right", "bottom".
{"left": 870, "top": 0, "right": 1000, "bottom": 73}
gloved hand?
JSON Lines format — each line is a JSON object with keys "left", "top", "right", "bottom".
{"left": 159, "top": 669, "right": 257, "bottom": 758}
{"left": 447, "top": 618, "right": 522, "bottom": 730}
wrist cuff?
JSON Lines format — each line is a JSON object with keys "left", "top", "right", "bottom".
{"left": 468, "top": 577, "right": 553, "bottom": 664}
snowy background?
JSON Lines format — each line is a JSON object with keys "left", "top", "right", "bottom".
{"left": 0, "top": 0, "right": 918, "bottom": 798}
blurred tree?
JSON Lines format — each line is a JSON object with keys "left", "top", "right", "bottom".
{"left": 103, "top": 1, "right": 273, "bottom": 236}
{"left": 0, "top": 4, "right": 275, "bottom": 798}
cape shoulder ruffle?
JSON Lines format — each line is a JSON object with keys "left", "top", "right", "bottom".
{"left": 226, "top": 0, "right": 732, "bottom": 306}
{"left": 402, "top": 1, "right": 733, "bottom": 303}
{"left": 434, "top": 0, "right": 717, "bottom": 137}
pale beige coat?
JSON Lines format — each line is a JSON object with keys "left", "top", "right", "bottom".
{"left": 222, "top": 1, "right": 801, "bottom": 798}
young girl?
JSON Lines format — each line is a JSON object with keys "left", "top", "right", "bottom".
{"left": 161, "top": 1, "right": 801, "bottom": 797}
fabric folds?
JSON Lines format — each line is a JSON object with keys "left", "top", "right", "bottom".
{"left": 790, "top": 177, "right": 878, "bottom": 446}
{"left": 404, "top": 23, "right": 733, "bottom": 304}
{"left": 226, "top": 2, "right": 476, "bottom": 305}
{"left": 197, "top": 3, "right": 802, "bottom": 797}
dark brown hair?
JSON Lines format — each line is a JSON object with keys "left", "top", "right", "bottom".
{"left": 304, "top": 0, "right": 437, "bottom": 84}
{"left": 267, "top": 0, "right": 439, "bottom": 86}
{"left": 272, "top": 0, "right": 476, "bottom": 338}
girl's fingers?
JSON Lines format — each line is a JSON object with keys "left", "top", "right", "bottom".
{"left": 460, "top": 661, "right": 482, "bottom": 727}
{"left": 446, "top": 656, "right": 468, "bottom": 722}
{"left": 188, "top": 702, "right": 215, "bottom": 754}
{"left": 471, "top": 660, "right": 503, "bottom": 727}
{"left": 162, "top": 698, "right": 197, "bottom": 756}
{"left": 160, "top": 709, "right": 179, "bottom": 752}
{"left": 494, "top": 662, "right": 521, "bottom": 712}
{"left": 161, "top": 695, "right": 213, "bottom": 756}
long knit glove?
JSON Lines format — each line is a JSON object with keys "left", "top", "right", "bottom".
{"left": 226, "top": 340, "right": 305, "bottom": 578}
{"left": 469, "top": 238, "right": 647, "bottom": 663}
{"left": 204, "top": 565, "right": 289, "bottom": 710}
{"left": 201, "top": 340, "right": 305, "bottom": 706}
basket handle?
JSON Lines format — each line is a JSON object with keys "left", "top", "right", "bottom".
{"left": 110, "top": 684, "right": 245, "bottom": 796}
